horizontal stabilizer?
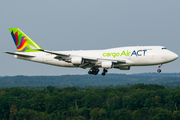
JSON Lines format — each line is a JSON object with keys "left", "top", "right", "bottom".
{"left": 4, "top": 52, "right": 35, "bottom": 58}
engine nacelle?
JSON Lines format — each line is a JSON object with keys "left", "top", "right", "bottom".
{"left": 71, "top": 57, "right": 83, "bottom": 64}
{"left": 119, "top": 66, "right": 130, "bottom": 70}
{"left": 101, "top": 61, "right": 113, "bottom": 68}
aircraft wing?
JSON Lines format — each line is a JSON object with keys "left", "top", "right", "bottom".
{"left": 38, "top": 50, "right": 70, "bottom": 57}
{"left": 39, "top": 50, "right": 126, "bottom": 68}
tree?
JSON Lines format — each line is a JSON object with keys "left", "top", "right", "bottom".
{"left": 0, "top": 95, "right": 11, "bottom": 119}
{"left": 132, "top": 107, "right": 149, "bottom": 120}
{"left": 76, "top": 116, "right": 86, "bottom": 120}
{"left": 173, "top": 111, "right": 180, "bottom": 120}
{"left": 30, "top": 93, "right": 45, "bottom": 112}
{"left": 98, "top": 108, "right": 107, "bottom": 120}
{"left": 119, "top": 108, "right": 128, "bottom": 120}
{"left": 123, "top": 90, "right": 150, "bottom": 110}
{"left": 9, "top": 105, "right": 18, "bottom": 119}
{"left": 45, "top": 96, "right": 58, "bottom": 114}
{"left": 82, "top": 91, "right": 103, "bottom": 109}
{"left": 90, "top": 108, "right": 99, "bottom": 120}
{"left": 77, "top": 107, "right": 91, "bottom": 119}
{"left": 47, "top": 86, "right": 56, "bottom": 93}
{"left": 151, "top": 108, "right": 173, "bottom": 120}
{"left": 111, "top": 108, "right": 128, "bottom": 120}
{"left": 106, "top": 92, "right": 121, "bottom": 111}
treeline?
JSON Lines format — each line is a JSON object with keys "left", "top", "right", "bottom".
{"left": 0, "top": 84, "right": 180, "bottom": 119}
{"left": 1, "top": 73, "right": 180, "bottom": 87}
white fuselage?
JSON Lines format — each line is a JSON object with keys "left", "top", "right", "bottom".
{"left": 14, "top": 46, "right": 178, "bottom": 70}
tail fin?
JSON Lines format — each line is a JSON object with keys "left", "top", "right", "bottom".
{"left": 9, "top": 28, "right": 43, "bottom": 52}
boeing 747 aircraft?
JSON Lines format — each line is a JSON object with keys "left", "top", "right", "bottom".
{"left": 5, "top": 28, "right": 178, "bottom": 76}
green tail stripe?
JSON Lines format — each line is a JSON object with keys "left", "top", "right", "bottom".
{"left": 17, "top": 33, "right": 22, "bottom": 48}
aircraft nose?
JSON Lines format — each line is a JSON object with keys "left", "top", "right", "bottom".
{"left": 174, "top": 53, "right": 178, "bottom": 60}
{"left": 169, "top": 52, "right": 178, "bottom": 61}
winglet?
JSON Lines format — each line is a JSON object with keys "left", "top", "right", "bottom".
{"left": 9, "top": 28, "right": 43, "bottom": 52}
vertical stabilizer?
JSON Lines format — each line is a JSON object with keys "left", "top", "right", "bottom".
{"left": 9, "top": 28, "right": 43, "bottom": 52}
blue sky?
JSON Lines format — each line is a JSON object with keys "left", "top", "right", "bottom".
{"left": 1, "top": 0, "right": 180, "bottom": 76}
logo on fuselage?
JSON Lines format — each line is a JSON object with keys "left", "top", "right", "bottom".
{"left": 103, "top": 50, "right": 147, "bottom": 58}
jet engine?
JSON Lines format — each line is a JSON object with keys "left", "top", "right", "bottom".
{"left": 71, "top": 57, "right": 84, "bottom": 64}
{"left": 119, "top": 66, "right": 130, "bottom": 70}
{"left": 101, "top": 61, "right": 113, "bottom": 68}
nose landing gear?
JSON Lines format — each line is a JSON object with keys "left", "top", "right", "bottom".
{"left": 157, "top": 64, "right": 162, "bottom": 73}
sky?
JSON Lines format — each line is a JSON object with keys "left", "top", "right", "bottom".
{"left": 1, "top": 0, "right": 180, "bottom": 76}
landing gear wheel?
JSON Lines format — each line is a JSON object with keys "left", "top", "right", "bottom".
{"left": 102, "top": 73, "right": 105, "bottom": 76}
{"left": 94, "top": 69, "right": 99, "bottom": 75}
{"left": 88, "top": 71, "right": 92, "bottom": 74}
{"left": 101, "top": 68, "right": 108, "bottom": 76}
{"left": 157, "top": 69, "right": 161, "bottom": 73}
{"left": 88, "top": 67, "right": 99, "bottom": 75}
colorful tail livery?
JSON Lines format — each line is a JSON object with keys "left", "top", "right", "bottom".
{"left": 9, "top": 28, "right": 43, "bottom": 52}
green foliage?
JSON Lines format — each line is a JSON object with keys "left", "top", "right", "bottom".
{"left": 0, "top": 84, "right": 180, "bottom": 119}
{"left": 90, "top": 108, "right": 107, "bottom": 120}
{"left": 82, "top": 91, "right": 103, "bottom": 109}
{"left": 1, "top": 73, "right": 180, "bottom": 88}
{"left": 110, "top": 108, "right": 128, "bottom": 120}
{"left": 132, "top": 107, "right": 149, "bottom": 120}
{"left": 130, "top": 83, "right": 165, "bottom": 90}
{"left": 173, "top": 111, "right": 180, "bottom": 120}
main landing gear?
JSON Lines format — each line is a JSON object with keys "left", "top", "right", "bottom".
{"left": 88, "top": 67, "right": 99, "bottom": 75}
{"left": 157, "top": 64, "right": 162, "bottom": 73}
{"left": 102, "top": 68, "right": 108, "bottom": 76}
{"left": 88, "top": 68, "right": 108, "bottom": 76}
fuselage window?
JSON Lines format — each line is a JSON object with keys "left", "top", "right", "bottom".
{"left": 162, "top": 48, "right": 167, "bottom": 50}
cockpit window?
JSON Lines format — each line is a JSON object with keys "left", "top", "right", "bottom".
{"left": 162, "top": 48, "right": 167, "bottom": 50}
